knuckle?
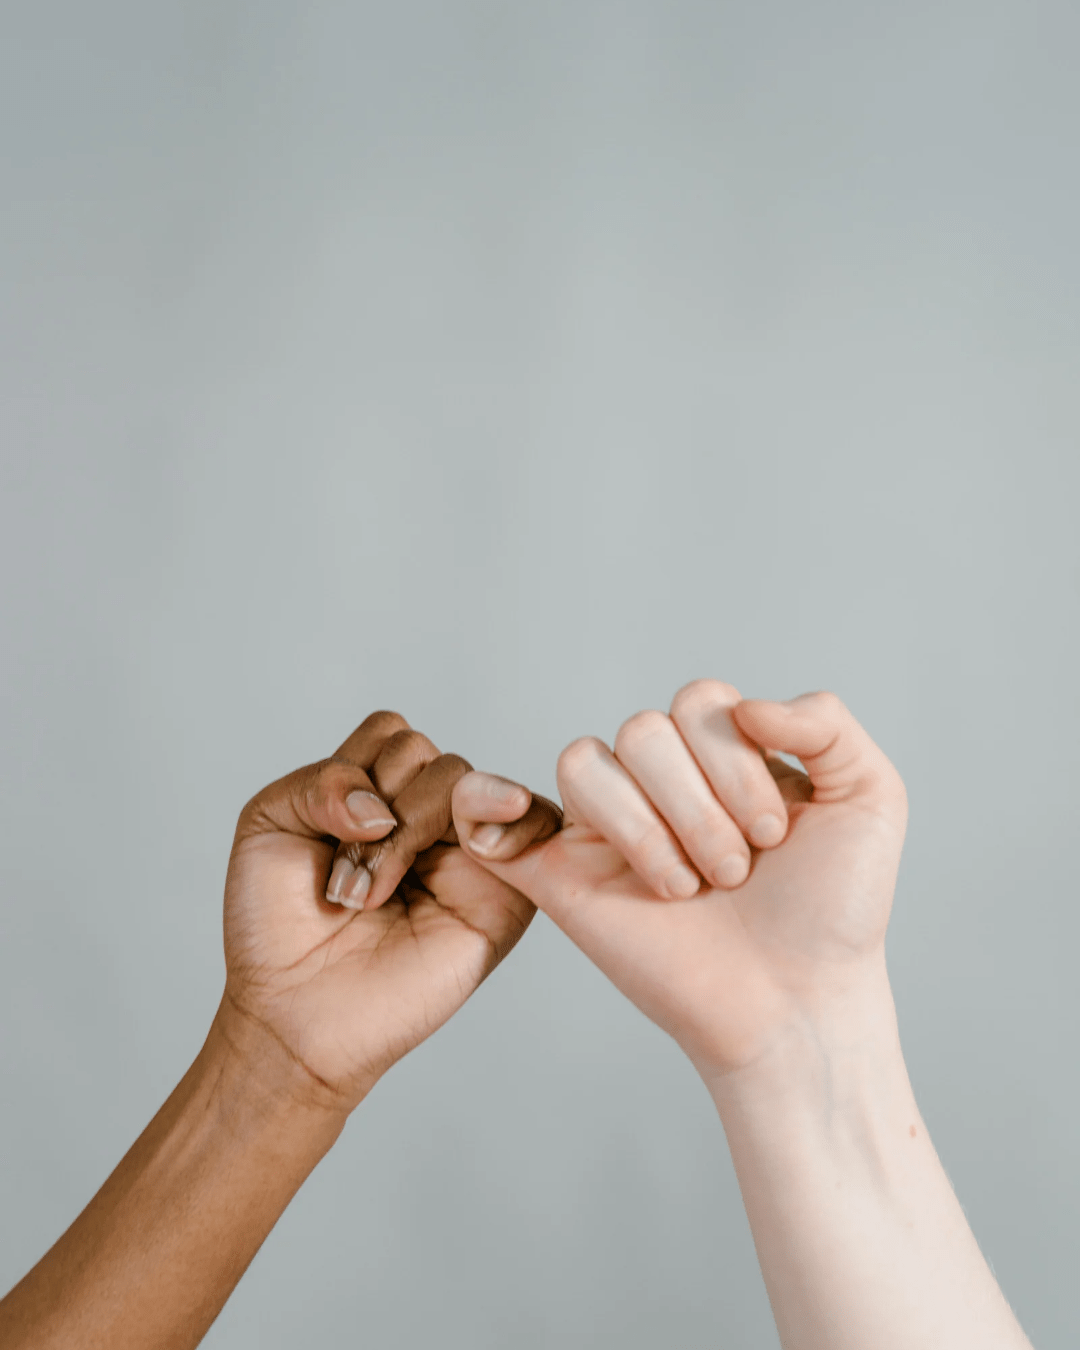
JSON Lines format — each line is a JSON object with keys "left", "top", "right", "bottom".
{"left": 435, "top": 751, "right": 473, "bottom": 778}
{"left": 682, "top": 809, "right": 733, "bottom": 855}
{"left": 808, "top": 689, "right": 844, "bottom": 717}
{"left": 358, "top": 709, "right": 410, "bottom": 738}
{"left": 613, "top": 709, "right": 670, "bottom": 757}
{"left": 235, "top": 792, "right": 263, "bottom": 833}
{"left": 686, "top": 815, "right": 741, "bottom": 868}
{"left": 670, "top": 678, "right": 741, "bottom": 723}
{"left": 634, "top": 822, "right": 680, "bottom": 877}
{"left": 319, "top": 757, "right": 353, "bottom": 790}
{"left": 879, "top": 759, "right": 908, "bottom": 807}
{"left": 382, "top": 727, "right": 437, "bottom": 759}
{"left": 557, "top": 736, "right": 606, "bottom": 786}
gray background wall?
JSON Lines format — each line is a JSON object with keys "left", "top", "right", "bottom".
{"left": 1, "top": 3, "right": 1077, "bottom": 1346}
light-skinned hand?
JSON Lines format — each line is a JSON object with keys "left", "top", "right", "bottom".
{"left": 449, "top": 679, "right": 908, "bottom": 1086}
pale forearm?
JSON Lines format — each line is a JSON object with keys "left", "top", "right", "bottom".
{"left": 0, "top": 1009, "right": 346, "bottom": 1350}
{"left": 708, "top": 982, "right": 1033, "bottom": 1350}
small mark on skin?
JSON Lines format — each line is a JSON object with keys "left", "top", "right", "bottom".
{"left": 909, "top": 1125, "right": 917, "bottom": 1138}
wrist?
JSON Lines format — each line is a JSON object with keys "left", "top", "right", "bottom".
{"left": 703, "top": 965, "right": 914, "bottom": 1146}
{"left": 205, "top": 994, "right": 354, "bottom": 1150}
{"left": 0, "top": 998, "right": 355, "bottom": 1350}
{"left": 703, "top": 974, "right": 935, "bottom": 1254}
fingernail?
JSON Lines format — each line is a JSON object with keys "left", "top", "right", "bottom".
{"left": 341, "top": 864, "right": 372, "bottom": 910}
{"left": 326, "top": 855, "right": 355, "bottom": 902}
{"left": 469, "top": 823, "right": 505, "bottom": 855}
{"left": 716, "top": 854, "right": 750, "bottom": 888}
{"left": 345, "top": 790, "right": 396, "bottom": 829}
{"left": 474, "top": 772, "right": 528, "bottom": 804}
{"left": 750, "top": 813, "right": 785, "bottom": 848}
{"left": 667, "top": 865, "right": 701, "bottom": 899}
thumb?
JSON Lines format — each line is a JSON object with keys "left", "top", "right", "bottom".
{"left": 732, "top": 691, "right": 907, "bottom": 814}
{"left": 451, "top": 770, "right": 563, "bottom": 901}
{"left": 234, "top": 757, "right": 399, "bottom": 849}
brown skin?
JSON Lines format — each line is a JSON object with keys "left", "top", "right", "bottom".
{"left": 221, "top": 710, "right": 559, "bottom": 1109}
{"left": 0, "top": 711, "right": 560, "bottom": 1350}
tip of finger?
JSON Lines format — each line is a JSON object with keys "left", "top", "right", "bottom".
{"left": 748, "top": 813, "right": 786, "bottom": 848}
{"left": 666, "top": 866, "right": 702, "bottom": 899}
{"left": 466, "top": 822, "right": 507, "bottom": 857}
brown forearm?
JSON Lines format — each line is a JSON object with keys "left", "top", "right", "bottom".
{"left": 0, "top": 1011, "right": 348, "bottom": 1350}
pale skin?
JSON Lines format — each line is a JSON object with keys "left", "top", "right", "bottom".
{"left": 0, "top": 686, "right": 1033, "bottom": 1349}
{"left": 452, "top": 679, "right": 1035, "bottom": 1350}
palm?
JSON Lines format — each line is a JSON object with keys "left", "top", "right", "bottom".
{"left": 223, "top": 832, "right": 533, "bottom": 1104}
{"left": 530, "top": 774, "right": 906, "bottom": 1076}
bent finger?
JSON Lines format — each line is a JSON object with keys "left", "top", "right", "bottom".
{"left": 332, "top": 709, "right": 413, "bottom": 768}
{"left": 453, "top": 770, "right": 563, "bottom": 863}
{"left": 360, "top": 752, "right": 475, "bottom": 911}
{"left": 613, "top": 710, "right": 757, "bottom": 889}
{"left": 670, "top": 679, "right": 790, "bottom": 849}
{"left": 556, "top": 737, "right": 702, "bottom": 901}
{"left": 325, "top": 725, "right": 450, "bottom": 908}
{"left": 236, "top": 758, "right": 397, "bottom": 850}
{"left": 367, "top": 728, "right": 441, "bottom": 801}
{"left": 732, "top": 691, "right": 907, "bottom": 813}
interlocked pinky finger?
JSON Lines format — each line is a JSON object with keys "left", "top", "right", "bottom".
{"left": 454, "top": 771, "right": 562, "bottom": 862}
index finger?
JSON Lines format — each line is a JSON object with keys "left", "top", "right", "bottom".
{"left": 331, "top": 709, "right": 413, "bottom": 768}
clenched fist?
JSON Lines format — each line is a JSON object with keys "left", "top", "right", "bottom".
{"left": 218, "top": 710, "right": 561, "bottom": 1114}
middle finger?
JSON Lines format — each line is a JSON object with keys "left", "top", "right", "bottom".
{"left": 613, "top": 710, "right": 754, "bottom": 889}
{"left": 670, "top": 680, "right": 789, "bottom": 850}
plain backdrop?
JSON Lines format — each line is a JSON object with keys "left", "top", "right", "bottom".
{"left": 1, "top": 3, "right": 1077, "bottom": 1347}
